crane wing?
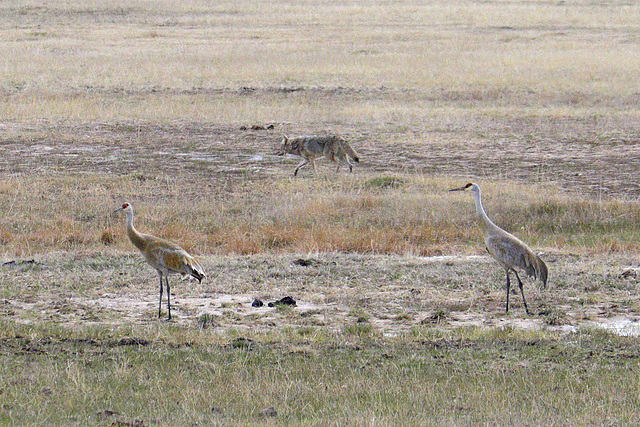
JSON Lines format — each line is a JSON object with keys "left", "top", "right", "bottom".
{"left": 486, "top": 234, "right": 547, "bottom": 285}
{"left": 144, "top": 238, "right": 186, "bottom": 270}
{"left": 144, "top": 237, "right": 205, "bottom": 282}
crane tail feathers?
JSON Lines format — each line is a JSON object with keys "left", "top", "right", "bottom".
{"left": 184, "top": 258, "right": 205, "bottom": 283}
{"left": 538, "top": 257, "right": 548, "bottom": 289}
{"left": 522, "top": 251, "right": 548, "bottom": 289}
{"left": 532, "top": 255, "right": 548, "bottom": 289}
{"left": 192, "top": 269, "right": 205, "bottom": 283}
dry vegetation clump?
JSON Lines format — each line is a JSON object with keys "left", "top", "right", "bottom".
{"left": 500, "top": 191, "right": 640, "bottom": 252}
{"left": 0, "top": 174, "right": 639, "bottom": 257}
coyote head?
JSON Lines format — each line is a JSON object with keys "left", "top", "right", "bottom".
{"left": 276, "top": 135, "right": 291, "bottom": 156}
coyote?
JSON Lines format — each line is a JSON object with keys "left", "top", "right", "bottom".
{"left": 278, "top": 135, "right": 360, "bottom": 176}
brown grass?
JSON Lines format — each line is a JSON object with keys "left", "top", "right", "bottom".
{"left": 1, "top": 173, "right": 639, "bottom": 257}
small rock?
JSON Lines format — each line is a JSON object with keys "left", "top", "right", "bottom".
{"left": 251, "top": 299, "right": 264, "bottom": 307}
{"left": 268, "top": 296, "right": 296, "bottom": 307}
{"left": 292, "top": 258, "right": 318, "bottom": 267}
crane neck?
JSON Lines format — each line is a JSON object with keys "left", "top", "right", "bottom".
{"left": 471, "top": 188, "right": 499, "bottom": 232}
{"left": 125, "top": 210, "right": 147, "bottom": 251}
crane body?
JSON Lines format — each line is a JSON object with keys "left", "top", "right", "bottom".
{"left": 115, "top": 203, "right": 205, "bottom": 320}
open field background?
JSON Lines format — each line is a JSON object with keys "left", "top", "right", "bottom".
{"left": 1, "top": 0, "right": 640, "bottom": 424}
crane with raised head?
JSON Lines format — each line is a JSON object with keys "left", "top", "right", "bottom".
{"left": 114, "top": 203, "right": 205, "bottom": 320}
{"left": 449, "top": 183, "right": 547, "bottom": 315}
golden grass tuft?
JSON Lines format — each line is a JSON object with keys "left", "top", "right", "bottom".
{"left": 207, "top": 226, "right": 263, "bottom": 255}
{"left": 0, "top": 226, "right": 15, "bottom": 245}
{"left": 99, "top": 229, "right": 117, "bottom": 246}
{"left": 258, "top": 224, "right": 300, "bottom": 250}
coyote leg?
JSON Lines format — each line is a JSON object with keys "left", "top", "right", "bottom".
{"left": 345, "top": 155, "right": 353, "bottom": 173}
{"left": 294, "top": 159, "right": 309, "bottom": 176}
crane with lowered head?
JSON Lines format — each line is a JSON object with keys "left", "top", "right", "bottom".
{"left": 449, "top": 183, "right": 547, "bottom": 315}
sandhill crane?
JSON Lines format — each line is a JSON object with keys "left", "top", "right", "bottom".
{"left": 114, "top": 203, "right": 205, "bottom": 320}
{"left": 449, "top": 183, "right": 548, "bottom": 315}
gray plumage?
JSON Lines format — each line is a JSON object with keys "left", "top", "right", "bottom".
{"left": 450, "top": 183, "right": 548, "bottom": 314}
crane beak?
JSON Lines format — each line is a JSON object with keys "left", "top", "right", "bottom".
{"left": 449, "top": 186, "right": 467, "bottom": 192}
{"left": 113, "top": 207, "right": 124, "bottom": 214}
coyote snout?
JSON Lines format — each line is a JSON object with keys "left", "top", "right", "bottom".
{"left": 279, "top": 134, "right": 360, "bottom": 176}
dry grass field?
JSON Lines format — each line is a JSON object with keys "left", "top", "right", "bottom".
{"left": 1, "top": 0, "right": 640, "bottom": 424}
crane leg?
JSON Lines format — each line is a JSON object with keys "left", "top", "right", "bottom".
{"left": 166, "top": 276, "right": 172, "bottom": 320}
{"left": 505, "top": 271, "right": 511, "bottom": 313}
{"left": 158, "top": 273, "right": 164, "bottom": 318}
{"left": 513, "top": 271, "right": 531, "bottom": 315}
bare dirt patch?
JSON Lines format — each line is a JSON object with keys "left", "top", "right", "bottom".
{"left": 2, "top": 251, "right": 639, "bottom": 336}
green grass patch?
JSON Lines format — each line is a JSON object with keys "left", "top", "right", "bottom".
{"left": 0, "top": 320, "right": 638, "bottom": 425}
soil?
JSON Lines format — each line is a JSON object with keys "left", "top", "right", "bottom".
{"left": 2, "top": 252, "right": 639, "bottom": 336}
